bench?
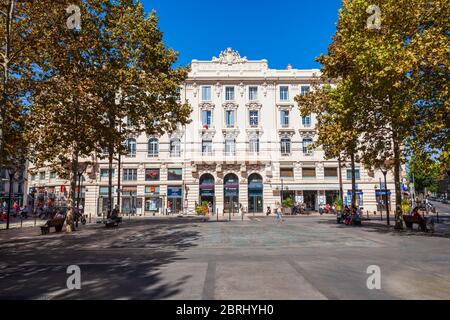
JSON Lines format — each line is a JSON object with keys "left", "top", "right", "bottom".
{"left": 40, "top": 218, "right": 65, "bottom": 235}
{"left": 403, "top": 215, "right": 427, "bottom": 231}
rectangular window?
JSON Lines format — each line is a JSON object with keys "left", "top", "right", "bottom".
{"left": 281, "top": 139, "right": 291, "bottom": 155}
{"left": 249, "top": 86, "right": 258, "bottom": 101}
{"left": 225, "top": 110, "right": 235, "bottom": 128}
{"left": 39, "top": 172, "right": 46, "bottom": 180}
{"left": 50, "top": 172, "right": 57, "bottom": 180}
{"left": 347, "top": 169, "right": 361, "bottom": 180}
{"left": 324, "top": 167, "right": 338, "bottom": 178}
{"left": 100, "top": 169, "right": 114, "bottom": 179}
{"left": 249, "top": 110, "right": 259, "bottom": 127}
{"left": 225, "top": 87, "right": 235, "bottom": 101}
{"left": 202, "top": 110, "right": 212, "bottom": 126}
{"left": 225, "top": 139, "right": 236, "bottom": 156}
{"left": 280, "top": 167, "right": 294, "bottom": 178}
{"left": 302, "top": 115, "right": 312, "bottom": 127}
{"left": 249, "top": 138, "right": 260, "bottom": 154}
{"left": 31, "top": 174, "right": 36, "bottom": 181}
{"left": 123, "top": 169, "right": 138, "bottom": 181}
{"left": 99, "top": 186, "right": 113, "bottom": 195}
{"left": 145, "top": 169, "right": 160, "bottom": 181}
{"left": 281, "top": 110, "right": 290, "bottom": 127}
{"left": 202, "top": 140, "right": 213, "bottom": 155}
{"left": 280, "top": 86, "right": 289, "bottom": 101}
{"left": 303, "top": 138, "right": 314, "bottom": 154}
{"left": 168, "top": 168, "right": 183, "bottom": 181}
{"left": 302, "top": 167, "right": 316, "bottom": 178}
{"left": 202, "top": 86, "right": 211, "bottom": 101}
{"left": 301, "top": 86, "right": 310, "bottom": 96}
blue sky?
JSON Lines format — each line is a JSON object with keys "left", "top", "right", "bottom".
{"left": 141, "top": 0, "right": 342, "bottom": 69}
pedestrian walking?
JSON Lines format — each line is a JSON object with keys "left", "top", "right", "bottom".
{"left": 276, "top": 203, "right": 283, "bottom": 223}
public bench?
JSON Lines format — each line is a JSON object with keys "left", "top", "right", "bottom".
{"left": 403, "top": 215, "right": 427, "bottom": 232}
{"left": 40, "top": 218, "right": 65, "bottom": 235}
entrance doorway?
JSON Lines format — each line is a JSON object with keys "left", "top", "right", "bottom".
{"left": 303, "top": 191, "right": 317, "bottom": 211}
{"left": 248, "top": 173, "right": 263, "bottom": 213}
{"left": 200, "top": 174, "right": 215, "bottom": 212}
{"left": 224, "top": 173, "right": 239, "bottom": 214}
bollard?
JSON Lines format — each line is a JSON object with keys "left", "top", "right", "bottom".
{"left": 89, "top": 212, "right": 92, "bottom": 224}
{"left": 34, "top": 215, "right": 37, "bottom": 227}
{"left": 229, "top": 211, "right": 231, "bottom": 222}
{"left": 216, "top": 208, "right": 219, "bottom": 222}
{"left": 436, "top": 211, "right": 439, "bottom": 224}
{"left": 381, "top": 211, "right": 383, "bottom": 221}
{"left": 20, "top": 216, "right": 23, "bottom": 228}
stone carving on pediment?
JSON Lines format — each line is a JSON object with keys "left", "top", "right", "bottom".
{"left": 212, "top": 48, "right": 248, "bottom": 65}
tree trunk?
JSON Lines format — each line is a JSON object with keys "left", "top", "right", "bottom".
{"left": 338, "top": 157, "right": 344, "bottom": 213}
{"left": 393, "top": 134, "right": 404, "bottom": 230}
{"left": 350, "top": 153, "right": 357, "bottom": 208}
{"left": 65, "top": 152, "right": 78, "bottom": 232}
{"left": 108, "top": 146, "right": 113, "bottom": 218}
{"left": 0, "top": 0, "right": 15, "bottom": 163}
{"left": 6, "top": 171, "right": 14, "bottom": 230}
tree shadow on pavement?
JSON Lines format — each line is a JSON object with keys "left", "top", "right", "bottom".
{"left": 0, "top": 218, "right": 203, "bottom": 299}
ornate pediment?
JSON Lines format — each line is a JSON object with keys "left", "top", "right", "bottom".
{"left": 212, "top": 48, "right": 248, "bottom": 65}
{"left": 199, "top": 102, "right": 215, "bottom": 111}
{"left": 223, "top": 102, "right": 239, "bottom": 111}
{"left": 246, "top": 102, "right": 262, "bottom": 111}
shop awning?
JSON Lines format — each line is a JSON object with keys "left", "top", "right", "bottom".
{"left": 272, "top": 184, "right": 341, "bottom": 191}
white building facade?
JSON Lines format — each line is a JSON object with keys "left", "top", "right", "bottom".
{"left": 27, "top": 49, "right": 396, "bottom": 217}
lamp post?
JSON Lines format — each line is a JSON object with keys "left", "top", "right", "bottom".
{"left": 381, "top": 169, "right": 390, "bottom": 226}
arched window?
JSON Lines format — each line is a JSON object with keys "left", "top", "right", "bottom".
{"left": 148, "top": 138, "right": 159, "bottom": 158}
{"left": 281, "top": 138, "right": 291, "bottom": 155}
{"left": 170, "top": 139, "right": 181, "bottom": 157}
{"left": 303, "top": 138, "right": 313, "bottom": 155}
{"left": 126, "top": 138, "right": 137, "bottom": 157}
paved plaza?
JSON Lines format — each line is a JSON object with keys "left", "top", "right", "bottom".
{"left": 1, "top": 215, "right": 450, "bottom": 300}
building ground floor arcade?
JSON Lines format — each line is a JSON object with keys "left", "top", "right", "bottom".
{"left": 27, "top": 161, "right": 396, "bottom": 218}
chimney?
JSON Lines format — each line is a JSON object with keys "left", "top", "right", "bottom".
{"left": 286, "top": 64, "right": 292, "bottom": 70}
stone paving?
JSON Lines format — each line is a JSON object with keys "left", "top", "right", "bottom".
{"left": 1, "top": 216, "right": 450, "bottom": 300}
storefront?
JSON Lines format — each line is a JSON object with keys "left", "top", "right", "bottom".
{"left": 121, "top": 186, "right": 139, "bottom": 215}
{"left": 248, "top": 174, "right": 263, "bottom": 213}
{"left": 199, "top": 174, "right": 215, "bottom": 208}
{"left": 346, "top": 190, "right": 364, "bottom": 207}
{"left": 224, "top": 174, "right": 239, "bottom": 214}
{"left": 167, "top": 186, "right": 183, "bottom": 214}
{"left": 145, "top": 185, "right": 162, "bottom": 215}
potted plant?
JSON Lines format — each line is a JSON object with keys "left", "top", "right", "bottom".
{"left": 282, "top": 197, "right": 294, "bottom": 215}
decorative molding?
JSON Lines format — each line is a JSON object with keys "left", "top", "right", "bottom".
{"left": 222, "top": 128, "right": 240, "bottom": 139}
{"left": 199, "top": 102, "right": 215, "bottom": 111}
{"left": 245, "top": 102, "right": 262, "bottom": 111}
{"left": 278, "top": 129, "right": 296, "bottom": 138}
{"left": 212, "top": 48, "right": 248, "bottom": 65}
{"left": 215, "top": 82, "right": 222, "bottom": 97}
{"left": 276, "top": 104, "right": 294, "bottom": 111}
{"left": 246, "top": 128, "right": 263, "bottom": 139}
{"left": 239, "top": 82, "right": 245, "bottom": 97}
{"left": 222, "top": 102, "right": 239, "bottom": 111}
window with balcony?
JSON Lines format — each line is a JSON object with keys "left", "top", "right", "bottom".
{"left": 148, "top": 138, "right": 159, "bottom": 157}
{"left": 303, "top": 138, "right": 313, "bottom": 155}
{"left": 280, "top": 86, "right": 289, "bottom": 101}
{"left": 302, "top": 115, "right": 312, "bottom": 127}
{"left": 281, "top": 138, "right": 291, "bottom": 155}
{"left": 202, "top": 86, "right": 211, "bottom": 101}
{"left": 225, "top": 110, "right": 235, "bottom": 128}
{"left": 249, "top": 110, "right": 259, "bottom": 127}
{"left": 280, "top": 110, "right": 290, "bottom": 127}
{"left": 225, "top": 87, "right": 235, "bottom": 101}
{"left": 202, "top": 140, "right": 213, "bottom": 156}
{"left": 202, "top": 110, "right": 212, "bottom": 127}
{"left": 126, "top": 138, "right": 137, "bottom": 157}
{"left": 249, "top": 86, "right": 258, "bottom": 101}
{"left": 225, "top": 139, "right": 236, "bottom": 156}
{"left": 170, "top": 139, "right": 181, "bottom": 157}
{"left": 123, "top": 169, "right": 138, "bottom": 181}
{"left": 249, "top": 138, "right": 260, "bottom": 154}
{"left": 302, "top": 167, "right": 316, "bottom": 179}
